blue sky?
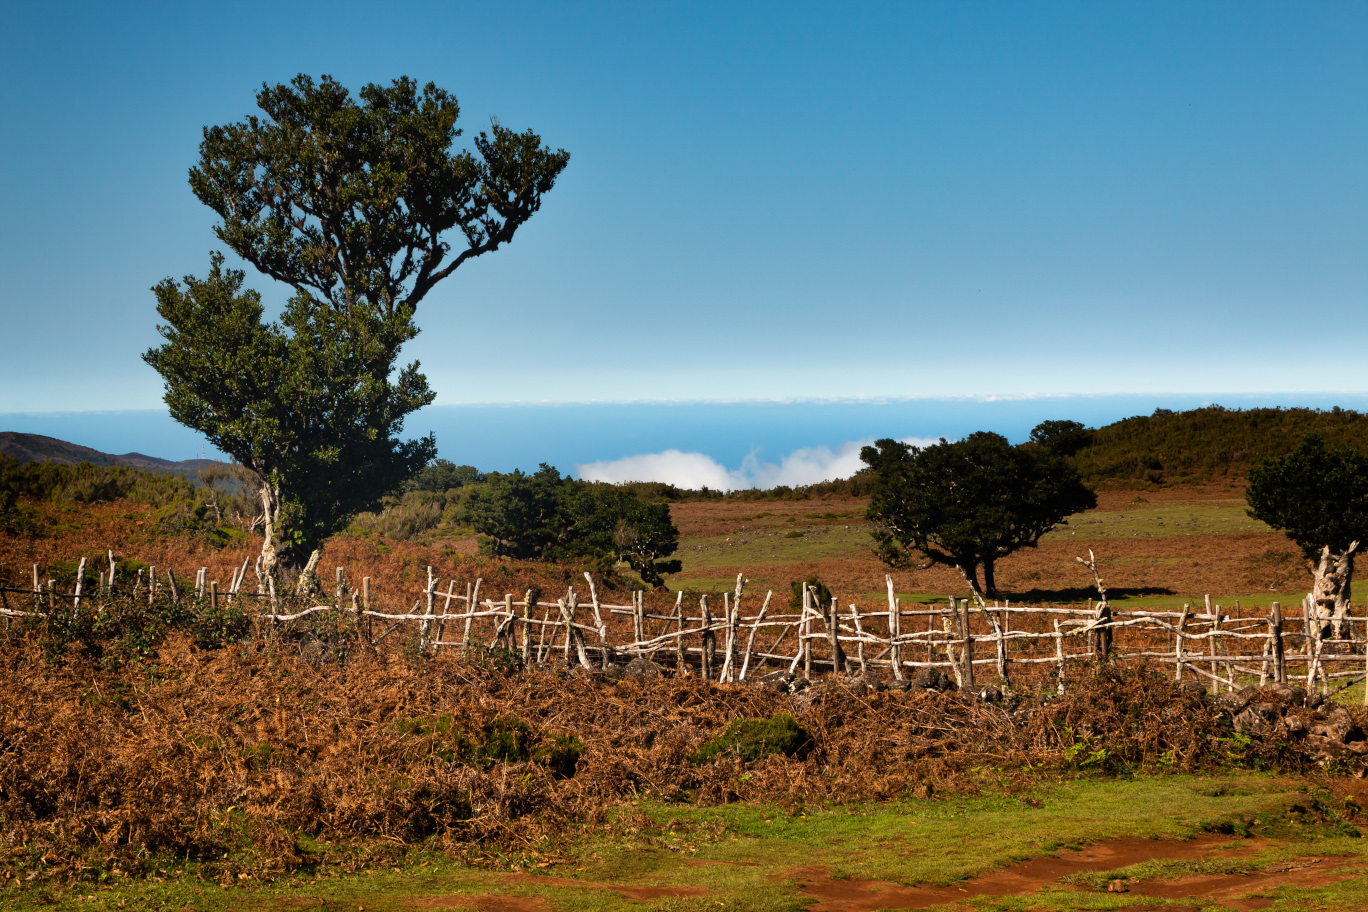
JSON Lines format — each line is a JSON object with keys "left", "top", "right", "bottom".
{"left": 1, "top": 2, "right": 1365, "bottom": 448}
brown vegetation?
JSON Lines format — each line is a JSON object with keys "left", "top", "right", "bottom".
{"left": 1, "top": 616, "right": 1351, "bottom": 890}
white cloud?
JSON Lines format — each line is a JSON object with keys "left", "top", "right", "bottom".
{"left": 575, "top": 437, "right": 938, "bottom": 491}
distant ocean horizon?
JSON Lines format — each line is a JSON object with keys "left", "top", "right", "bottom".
{"left": 4, "top": 393, "right": 1367, "bottom": 490}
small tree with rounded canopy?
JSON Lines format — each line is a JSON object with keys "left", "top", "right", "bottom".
{"left": 1247, "top": 434, "right": 1368, "bottom": 636}
{"left": 861, "top": 430, "right": 1097, "bottom": 597}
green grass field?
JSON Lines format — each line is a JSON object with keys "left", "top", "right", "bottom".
{"left": 8, "top": 774, "right": 1365, "bottom": 911}
{"left": 1043, "top": 498, "right": 1273, "bottom": 541}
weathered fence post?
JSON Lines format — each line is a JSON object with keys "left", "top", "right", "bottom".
{"left": 959, "top": 598, "right": 975, "bottom": 689}
{"left": 850, "top": 603, "right": 867, "bottom": 675}
{"left": 362, "top": 577, "right": 372, "bottom": 645}
{"left": 581, "top": 573, "right": 609, "bottom": 668}
{"left": 419, "top": 568, "right": 436, "bottom": 652}
{"left": 672, "top": 589, "right": 685, "bottom": 671}
{"left": 739, "top": 591, "right": 771, "bottom": 680}
{"left": 209, "top": 580, "right": 218, "bottom": 612}
{"left": 1208, "top": 600, "right": 1223, "bottom": 694}
{"left": 701, "top": 595, "right": 714, "bottom": 680}
{"left": 828, "top": 596, "right": 845, "bottom": 675}
{"left": 801, "top": 586, "right": 813, "bottom": 679}
{"left": 1174, "top": 604, "right": 1190, "bottom": 682}
{"left": 886, "top": 575, "right": 904, "bottom": 681}
{"left": 71, "top": 557, "right": 87, "bottom": 615}
{"left": 1270, "top": 602, "right": 1286, "bottom": 685}
{"left": 1053, "top": 619, "right": 1066, "bottom": 695}
{"left": 521, "top": 590, "right": 533, "bottom": 662}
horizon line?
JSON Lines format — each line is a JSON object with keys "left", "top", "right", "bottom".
{"left": 5, "top": 390, "right": 1368, "bottom": 417}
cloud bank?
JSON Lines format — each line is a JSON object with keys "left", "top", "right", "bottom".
{"left": 576, "top": 438, "right": 938, "bottom": 491}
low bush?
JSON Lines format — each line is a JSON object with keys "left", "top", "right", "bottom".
{"left": 690, "top": 712, "right": 810, "bottom": 763}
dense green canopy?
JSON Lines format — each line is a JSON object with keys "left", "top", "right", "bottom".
{"left": 861, "top": 431, "right": 1097, "bottom": 596}
{"left": 1247, "top": 434, "right": 1368, "bottom": 562}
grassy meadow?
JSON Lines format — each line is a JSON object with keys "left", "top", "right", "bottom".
{"left": 7, "top": 774, "right": 1367, "bottom": 911}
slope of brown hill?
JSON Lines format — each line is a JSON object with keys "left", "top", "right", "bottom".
{"left": 0, "top": 430, "right": 219, "bottom": 478}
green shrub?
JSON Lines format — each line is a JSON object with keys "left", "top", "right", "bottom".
{"left": 396, "top": 714, "right": 581, "bottom": 777}
{"left": 788, "top": 576, "right": 832, "bottom": 613}
{"left": 348, "top": 492, "right": 444, "bottom": 540}
{"left": 690, "top": 712, "right": 810, "bottom": 764}
{"left": 533, "top": 732, "right": 584, "bottom": 778}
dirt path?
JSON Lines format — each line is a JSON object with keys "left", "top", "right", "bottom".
{"left": 787, "top": 835, "right": 1347, "bottom": 911}
{"left": 405, "top": 834, "right": 1359, "bottom": 911}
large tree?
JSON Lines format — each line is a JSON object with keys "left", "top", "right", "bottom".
{"left": 1247, "top": 434, "right": 1368, "bottom": 637}
{"left": 144, "top": 74, "right": 569, "bottom": 581}
{"left": 861, "top": 431, "right": 1097, "bottom": 596}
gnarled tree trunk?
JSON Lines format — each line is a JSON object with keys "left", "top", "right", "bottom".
{"left": 258, "top": 480, "right": 283, "bottom": 589}
{"left": 1309, "top": 542, "right": 1358, "bottom": 640}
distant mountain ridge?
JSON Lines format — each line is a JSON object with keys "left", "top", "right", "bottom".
{"left": 0, "top": 431, "right": 221, "bottom": 479}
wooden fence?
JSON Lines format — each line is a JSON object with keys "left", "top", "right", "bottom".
{"left": 3, "top": 553, "right": 1366, "bottom": 701}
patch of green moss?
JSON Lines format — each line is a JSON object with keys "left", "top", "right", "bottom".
{"left": 690, "top": 712, "right": 810, "bottom": 764}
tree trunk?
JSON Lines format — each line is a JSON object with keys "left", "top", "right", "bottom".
{"left": 982, "top": 558, "right": 997, "bottom": 598}
{"left": 258, "top": 481, "right": 283, "bottom": 588}
{"left": 1310, "top": 543, "right": 1358, "bottom": 640}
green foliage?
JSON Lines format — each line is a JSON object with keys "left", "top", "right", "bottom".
{"left": 788, "top": 576, "right": 832, "bottom": 613}
{"left": 459, "top": 465, "right": 682, "bottom": 585}
{"left": 1029, "top": 419, "right": 1093, "bottom": 457}
{"left": 144, "top": 255, "right": 437, "bottom": 568}
{"left": 1072, "top": 405, "right": 1368, "bottom": 485}
{"left": 533, "top": 732, "right": 584, "bottom": 779}
{"left": 690, "top": 712, "right": 811, "bottom": 764}
{"left": 147, "top": 74, "right": 568, "bottom": 569}
{"left": 190, "top": 74, "right": 569, "bottom": 320}
{"left": 396, "top": 715, "right": 581, "bottom": 777}
{"left": 348, "top": 491, "right": 445, "bottom": 541}
{"left": 1246, "top": 433, "right": 1368, "bottom": 561}
{"left": 24, "top": 594, "right": 248, "bottom": 666}
{"left": 0, "top": 453, "right": 196, "bottom": 506}
{"left": 861, "top": 432, "right": 1096, "bottom": 596}
{"left": 402, "top": 459, "right": 483, "bottom": 493}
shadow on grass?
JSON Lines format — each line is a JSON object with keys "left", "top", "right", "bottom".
{"left": 998, "top": 585, "right": 1176, "bottom": 604}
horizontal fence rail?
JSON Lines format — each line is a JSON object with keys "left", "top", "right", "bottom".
{"left": 3, "top": 554, "right": 1366, "bottom": 701}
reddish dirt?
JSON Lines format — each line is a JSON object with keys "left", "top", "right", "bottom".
{"left": 786, "top": 835, "right": 1290, "bottom": 911}
{"left": 1129, "top": 855, "right": 1358, "bottom": 910}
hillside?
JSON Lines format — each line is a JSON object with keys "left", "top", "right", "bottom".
{"left": 1072, "top": 405, "right": 1368, "bottom": 486}
{"left": 0, "top": 431, "right": 219, "bottom": 479}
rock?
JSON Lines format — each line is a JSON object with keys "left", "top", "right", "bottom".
{"left": 1304, "top": 735, "right": 1364, "bottom": 762}
{"left": 1285, "top": 716, "right": 1308, "bottom": 736}
{"left": 600, "top": 662, "right": 624, "bottom": 681}
{"left": 1234, "top": 702, "right": 1285, "bottom": 735}
{"left": 622, "top": 656, "right": 666, "bottom": 679}
{"left": 844, "top": 668, "right": 885, "bottom": 692}
{"left": 913, "top": 668, "right": 941, "bottom": 690}
{"left": 1215, "top": 690, "right": 1253, "bottom": 715}
{"left": 1309, "top": 706, "right": 1365, "bottom": 744}
{"left": 1179, "top": 682, "right": 1208, "bottom": 702}
{"left": 1265, "top": 683, "right": 1309, "bottom": 707}
{"left": 1106, "top": 879, "right": 1129, "bottom": 894}
{"left": 752, "top": 670, "right": 792, "bottom": 693}
{"left": 977, "top": 684, "right": 1003, "bottom": 704}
